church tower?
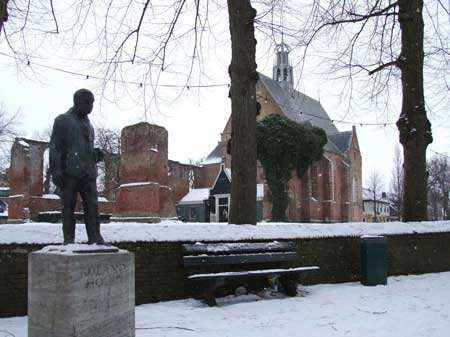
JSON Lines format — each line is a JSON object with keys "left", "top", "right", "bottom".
{"left": 272, "top": 35, "right": 294, "bottom": 92}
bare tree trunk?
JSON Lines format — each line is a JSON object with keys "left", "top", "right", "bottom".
{"left": 397, "top": 0, "right": 432, "bottom": 222}
{"left": 0, "top": 0, "right": 8, "bottom": 34}
{"left": 373, "top": 191, "right": 378, "bottom": 222}
{"left": 390, "top": 146, "right": 403, "bottom": 220}
{"left": 227, "top": 0, "right": 258, "bottom": 225}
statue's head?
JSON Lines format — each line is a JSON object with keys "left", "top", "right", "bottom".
{"left": 73, "top": 89, "right": 95, "bottom": 117}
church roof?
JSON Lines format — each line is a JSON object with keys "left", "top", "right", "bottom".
{"left": 200, "top": 142, "right": 222, "bottom": 165}
{"left": 259, "top": 72, "right": 356, "bottom": 155}
{"left": 259, "top": 73, "right": 339, "bottom": 135}
{"left": 328, "top": 131, "right": 353, "bottom": 154}
{"left": 323, "top": 139, "right": 343, "bottom": 154}
{"left": 207, "top": 142, "right": 221, "bottom": 158}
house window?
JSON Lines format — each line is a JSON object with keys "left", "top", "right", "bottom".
{"left": 218, "top": 197, "right": 229, "bottom": 222}
{"left": 189, "top": 207, "right": 197, "bottom": 221}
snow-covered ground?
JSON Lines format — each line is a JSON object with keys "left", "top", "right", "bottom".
{"left": 1, "top": 272, "right": 449, "bottom": 337}
{"left": 1, "top": 220, "right": 450, "bottom": 244}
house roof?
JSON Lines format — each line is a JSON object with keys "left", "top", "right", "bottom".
{"left": 178, "top": 188, "right": 210, "bottom": 205}
{"left": 178, "top": 184, "right": 265, "bottom": 205}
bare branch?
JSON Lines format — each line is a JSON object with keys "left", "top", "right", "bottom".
{"left": 50, "top": 0, "right": 59, "bottom": 33}
{"left": 132, "top": 0, "right": 152, "bottom": 63}
{"left": 368, "top": 59, "right": 399, "bottom": 75}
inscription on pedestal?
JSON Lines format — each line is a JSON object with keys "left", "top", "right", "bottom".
{"left": 83, "top": 263, "right": 127, "bottom": 288}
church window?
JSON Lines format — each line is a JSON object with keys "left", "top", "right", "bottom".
{"left": 188, "top": 170, "right": 195, "bottom": 191}
{"left": 277, "top": 69, "right": 281, "bottom": 81}
{"left": 311, "top": 164, "right": 319, "bottom": 199}
{"left": 283, "top": 68, "right": 288, "bottom": 81}
{"left": 329, "top": 159, "right": 335, "bottom": 201}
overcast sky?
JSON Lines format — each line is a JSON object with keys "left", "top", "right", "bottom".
{"left": 1, "top": 1, "right": 449, "bottom": 191}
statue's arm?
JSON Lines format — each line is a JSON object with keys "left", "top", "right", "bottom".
{"left": 49, "top": 117, "right": 66, "bottom": 187}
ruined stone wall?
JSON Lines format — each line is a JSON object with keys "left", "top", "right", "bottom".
{"left": 168, "top": 161, "right": 205, "bottom": 203}
{"left": 115, "top": 123, "right": 175, "bottom": 218}
{"left": 8, "top": 138, "right": 50, "bottom": 222}
{"left": 119, "top": 123, "right": 169, "bottom": 186}
{"left": 198, "top": 163, "right": 221, "bottom": 188}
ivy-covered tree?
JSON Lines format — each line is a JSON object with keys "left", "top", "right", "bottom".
{"left": 256, "top": 114, "right": 327, "bottom": 222}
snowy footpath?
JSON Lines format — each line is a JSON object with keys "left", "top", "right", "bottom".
{"left": 1, "top": 271, "right": 449, "bottom": 337}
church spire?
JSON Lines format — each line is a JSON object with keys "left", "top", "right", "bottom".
{"left": 272, "top": 33, "right": 294, "bottom": 92}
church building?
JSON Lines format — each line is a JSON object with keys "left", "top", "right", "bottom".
{"left": 179, "top": 39, "right": 363, "bottom": 223}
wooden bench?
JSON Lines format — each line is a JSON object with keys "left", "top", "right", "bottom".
{"left": 182, "top": 241, "right": 319, "bottom": 306}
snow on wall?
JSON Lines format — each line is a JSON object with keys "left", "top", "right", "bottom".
{"left": 0, "top": 220, "right": 450, "bottom": 245}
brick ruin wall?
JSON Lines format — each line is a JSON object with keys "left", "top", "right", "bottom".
{"left": 115, "top": 123, "right": 172, "bottom": 218}
{"left": 7, "top": 138, "right": 115, "bottom": 222}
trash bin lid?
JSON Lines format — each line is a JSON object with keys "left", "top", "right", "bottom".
{"left": 360, "top": 235, "right": 386, "bottom": 243}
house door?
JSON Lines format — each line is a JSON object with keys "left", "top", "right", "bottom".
{"left": 218, "top": 197, "right": 229, "bottom": 222}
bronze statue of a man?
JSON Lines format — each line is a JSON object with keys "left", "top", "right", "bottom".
{"left": 49, "top": 89, "right": 107, "bottom": 245}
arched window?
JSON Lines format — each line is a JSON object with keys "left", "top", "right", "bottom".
{"left": 276, "top": 69, "right": 281, "bottom": 81}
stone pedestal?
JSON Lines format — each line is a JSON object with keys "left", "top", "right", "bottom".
{"left": 28, "top": 246, "right": 135, "bottom": 337}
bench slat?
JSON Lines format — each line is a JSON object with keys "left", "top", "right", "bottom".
{"left": 188, "top": 266, "right": 320, "bottom": 280}
{"left": 182, "top": 241, "right": 296, "bottom": 255}
{"left": 183, "top": 252, "right": 298, "bottom": 267}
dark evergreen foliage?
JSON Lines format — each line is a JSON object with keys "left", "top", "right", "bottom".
{"left": 256, "top": 114, "right": 327, "bottom": 221}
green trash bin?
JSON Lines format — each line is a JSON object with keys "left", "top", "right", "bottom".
{"left": 360, "top": 235, "right": 387, "bottom": 286}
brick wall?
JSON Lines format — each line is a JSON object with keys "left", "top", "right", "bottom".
{"left": 1, "top": 232, "right": 449, "bottom": 317}
{"left": 168, "top": 161, "right": 206, "bottom": 203}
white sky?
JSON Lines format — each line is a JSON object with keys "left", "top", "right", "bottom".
{"left": 0, "top": 1, "right": 449, "bottom": 190}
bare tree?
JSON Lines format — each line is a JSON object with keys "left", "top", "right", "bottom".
{"left": 276, "top": 0, "right": 449, "bottom": 222}
{"left": 389, "top": 145, "right": 403, "bottom": 220}
{"left": 94, "top": 126, "right": 121, "bottom": 199}
{"left": 0, "top": 102, "right": 21, "bottom": 173}
{"left": 94, "top": 126, "right": 121, "bottom": 156}
{"left": 366, "top": 170, "right": 384, "bottom": 222}
{"left": 427, "top": 154, "right": 450, "bottom": 220}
